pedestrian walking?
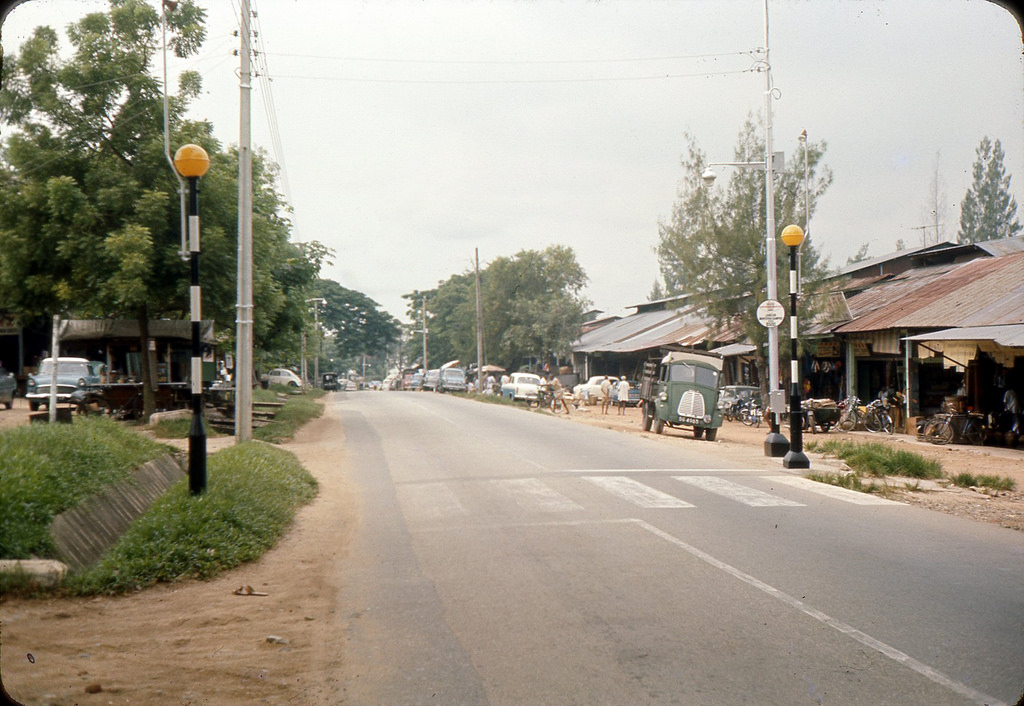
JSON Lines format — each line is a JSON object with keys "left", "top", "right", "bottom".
{"left": 600, "top": 377, "right": 612, "bottom": 414}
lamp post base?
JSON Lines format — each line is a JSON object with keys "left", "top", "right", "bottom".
{"left": 783, "top": 450, "right": 810, "bottom": 469}
{"left": 764, "top": 431, "right": 790, "bottom": 457}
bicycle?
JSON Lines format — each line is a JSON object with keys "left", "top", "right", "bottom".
{"left": 917, "top": 412, "right": 986, "bottom": 445}
{"left": 738, "top": 398, "right": 762, "bottom": 428}
{"left": 838, "top": 396, "right": 863, "bottom": 431}
{"left": 863, "top": 398, "right": 894, "bottom": 434}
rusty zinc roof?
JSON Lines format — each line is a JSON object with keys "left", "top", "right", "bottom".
{"left": 832, "top": 251, "right": 1024, "bottom": 334}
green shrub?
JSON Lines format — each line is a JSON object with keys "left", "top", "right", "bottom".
{"left": 949, "top": 472, "right": 1016, "bottom": 491}
{"left": 71, "top": 443, "right": 317, "bottom": 594}
{"left": 0, "top": 417, "right": 171, "bottom": 559}
{"left": 806, "top": 439, "right": 942, "bottom": 479}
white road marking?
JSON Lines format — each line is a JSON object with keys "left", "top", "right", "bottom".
{"left": 673, "top": 476, "right": 805, "bottom": 507}
{"left": 634, "top": 520, "right": 1003, "bottom": 706}
{"left": 563, "top": 468, "right": 767, "bottom": 474}
{"left": 490, "top": 478, "right": 583, "bottom": 513}
{"left": 769, "top": 476, "right": 905, "bottom": 506}
{"left": 397, "top": 482, "right": 466, "bottom": 520}
{"left": 584, "top": 476, "right": 694, "bottom": 508}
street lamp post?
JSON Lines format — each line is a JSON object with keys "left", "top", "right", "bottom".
{"left": 699, "top": 0, "right": 788, "bottom": 458}
{"left": 306, "top": 298, "right": 326, "bottom": 387}
{"left": 781, "top": 224, "right": 810, "bottom": 469}
{"left": 173, "top": 143, "right": 211, "bottom": 495}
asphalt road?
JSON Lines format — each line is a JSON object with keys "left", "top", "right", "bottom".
{"left": 330, "top": 391, "right": 1024, "bottom": 706}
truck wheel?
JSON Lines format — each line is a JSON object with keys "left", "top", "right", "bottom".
{"left": 29, "top": 400, "right": 39, "bottom": 411}
{"left": 653, "top": 417, "right": 665, "bottom": 435}
{"left": 705, "top": 428, "right": 718, "bottom": 441}
{"left": 693, "top": 427, "right": 704, "bottom": 439}
{"left": 641, "top": 404, "right": 653, "bottom": 432}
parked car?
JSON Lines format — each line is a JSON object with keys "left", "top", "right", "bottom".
{"left": 611, "top": 379, "right": 642, "bottom": 406}
{"left": 422, "top": 368, "right": 441, "bottom": 391}
{"left": 502, "top": 372, "right": 543, "bottom": 402}
{"left": 0, "top": 365, "right": 16, "bottom": 410}
{"left": 26, "top": 357, "right": 103, "bottom": 411}
{"left": 261, "top": 367, "right": 303, "bottom": 388}
{"left": 573, "top": 375, "right": 619, "bottom": 405}
{"left": 717, "top": 385, "right": 761, "bottom": 419}
{"left": 440, "top": 367, "right": 468, "bottom": 392}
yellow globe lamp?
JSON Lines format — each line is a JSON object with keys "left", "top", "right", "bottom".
{"left": 173, "top": 143, "right": 210, "bottom": 178}
{"left": 780, "top": 224, "right": 805, "bottom": 248}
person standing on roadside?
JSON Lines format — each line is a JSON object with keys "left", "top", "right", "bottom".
{"left": 600, "top": 376, "right": 612, "bottom": 414}
{"left": 616, "top": 378, "right": 630, "bottom": 415}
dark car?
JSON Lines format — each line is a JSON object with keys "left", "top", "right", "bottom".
{"left": 0, "top": 366, "right": 15, "bottom": 410}
{"left": 322, "top": 372, "right": 340, "bottom": 390}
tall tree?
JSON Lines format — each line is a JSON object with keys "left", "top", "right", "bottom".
{"left": 958, "top": 136, "right": 1021, "bottom": 243}
{"left": 656, "top": 118, "right": 832, "bottom": 387}
{"left": 313, "top": 278, "right": 401, "bottom": 375}
{"left": 920, "top": 151, "right": 948, "bottom": 246}
{"left": 0, "top": 0, "right": 324, "bottom": 415}
{"left": 403, "top": 245, "right": 589, "bottom": 373}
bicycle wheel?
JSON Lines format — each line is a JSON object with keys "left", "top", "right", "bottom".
{"left": 864, "top": 410, "right": 883, "bottom": 433}
{"left": 839, "top": 411, "right": 856, "bottom": 431}
{"left": 930, "top": 420, "right": 954, "bottom": 445}
{"left": 741, "top": 408, "right": 755, "bottom": 427}
{"left": 880, "top": 412, "right": 894, "bottom": 434}
{"left": 964, "top": 420, "right": 985, "bottom": 445}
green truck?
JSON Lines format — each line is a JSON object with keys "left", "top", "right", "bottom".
{"left": 639, "top": 350, "right": 725, "bottom": 441}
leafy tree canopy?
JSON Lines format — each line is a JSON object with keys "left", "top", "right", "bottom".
{"left": 0, "top": 0, "right": 326, "bottom": 372}
{"left": 655, "top": 117, "right": 833, "bottom": 381}
{"left": 404, "top": 245, "right": 589, "bottom": 373}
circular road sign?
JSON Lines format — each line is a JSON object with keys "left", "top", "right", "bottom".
{"left": 756, "top": 299, "right": 786, "bottom": 328}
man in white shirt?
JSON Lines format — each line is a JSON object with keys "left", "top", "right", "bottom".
{"left": 616, "top": 378, "right": 630, "bottom": 415}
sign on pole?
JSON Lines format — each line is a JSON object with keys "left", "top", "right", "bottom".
{"left": 756, "top": 299, "right": 786, "bottom": 328}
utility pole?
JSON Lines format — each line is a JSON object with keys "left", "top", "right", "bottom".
{"left": 235, "top": 0, "right": 254, "bottom": 442}
{"left": 475, "top": 248, "right": 484, "bottom": 391}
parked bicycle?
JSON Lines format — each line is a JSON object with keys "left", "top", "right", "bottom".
{"left": 863, "top": 398, "right": 894, "bottom": 434}
{"left": 738, "top": 398, "right": 763, "bottom": 428}
{"left": 838, "top": 396, "right": 863, "bottom": 431}
{"left": 917, "top": 412, "right": 986, "bottom": 445}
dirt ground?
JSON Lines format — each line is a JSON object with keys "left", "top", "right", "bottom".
{"left": 1, "top": 394, "right": 1022, "bottom": 705}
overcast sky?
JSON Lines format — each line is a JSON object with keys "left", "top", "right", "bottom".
{"left": 3, "top": 0, "right": 1023, "bottom": 323}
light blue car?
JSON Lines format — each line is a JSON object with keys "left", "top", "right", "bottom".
{"left": 26, "top": 357, "right": 103, "bottom": 411}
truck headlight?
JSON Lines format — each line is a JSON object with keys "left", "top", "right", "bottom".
{"left": 703, "top": 415, "right": 711, "bottom": 424}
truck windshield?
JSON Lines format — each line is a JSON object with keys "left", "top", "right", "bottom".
{"left": 667, "top": 363, "right": 718, "bottom": 389}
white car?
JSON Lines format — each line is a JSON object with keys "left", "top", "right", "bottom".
{"left": 262, "top": 368, "right": 303, "bottom": 388}
{"left": 572, "top": 375, "right": 619, "bottom": 405}
{"left": 501, "top": 372, "right": 542, "bottom": 402}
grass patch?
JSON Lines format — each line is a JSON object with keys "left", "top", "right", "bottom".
{"left": 69, "top": 442, "right": 317, "bottom": 595}
{"left": 805, "top": 471, "right": 889, "bottom": 495}
{"left": 0, "top": 417, "right": 173, "bottom": 560}
{"left": 949, "top": 472, "right": 1017, "bottom": 492}
{"left": 254, "top": 394, "right": 323, "bottom": 443}
{"left": 806, "top": 439, "right": 942, "bottom": 479}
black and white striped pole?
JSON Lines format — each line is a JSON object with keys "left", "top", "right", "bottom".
{"left": 174, "top": 144, "right": 211, "bottom": 494}
{"left": 781, "top": 224, "right": 810, "bottom": 469}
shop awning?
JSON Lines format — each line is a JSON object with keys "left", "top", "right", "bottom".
{"left": 903, "top": 324, "right": 1024, "bottom": 348}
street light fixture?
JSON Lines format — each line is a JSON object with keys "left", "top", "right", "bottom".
{"left": 173, "top": 143, "right": 211, "bottom": 495}
{"left": 781, "top": 224, "right": 810, "bottom": 469}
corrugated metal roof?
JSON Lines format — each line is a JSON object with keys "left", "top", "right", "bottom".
{"left": 905, "top": 324, "right": 1024, "bottom": 348}
{"left": 574, "top": 309, "right": 682, "bottom": 353}
{"left": 832, "top": 253, "right": 1024, "bottom": 333}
